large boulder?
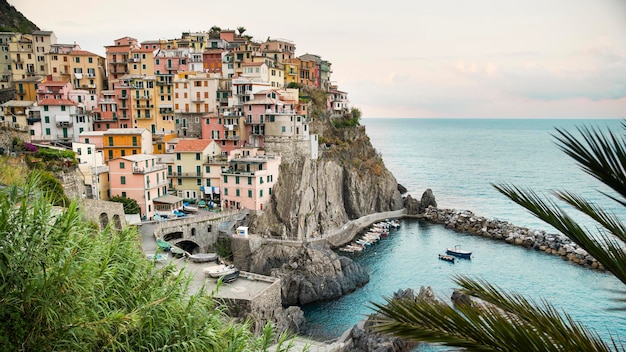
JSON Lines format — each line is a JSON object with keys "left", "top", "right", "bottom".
{"left": 403, "top": 194, "right": 421, "bottom": 215}
{"left": 419, "top": 188, "right": 437, "bottom": 213}
{"left": 249, "top": 242, "right": 369, "bottom": 305}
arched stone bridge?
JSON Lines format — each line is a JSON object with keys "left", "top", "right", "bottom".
{"left": 153, "top": 210, "right": 248, "bottom": 253}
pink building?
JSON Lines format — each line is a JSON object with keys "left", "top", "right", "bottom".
{"left": 221, "top": 147, "right": 281, "bottom": 212}
{"left": 154, "top": 49, "right": 190, "bottom": 75}
{"left": 201, "top": 113, "right": 245, "bottom": 156}
{"left": 93, "top": 90, "right": 124, "bottom": 131}
{"left": 108, "top": 154, "right": 169, "bottom": 219}
{"left": 242, "top": 89, "right": 307, "bottom": 147}
{"left": 327, "top": 89, "right": 349, "bottom": 114}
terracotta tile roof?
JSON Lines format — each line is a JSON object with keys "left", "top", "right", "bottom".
{"left": 38, "top": 98, "right": 77, "bottom": 106}
{"left": 41, "top": 80, "right": 69, "bottom": 86}
{"left": 174, "top": 139, "right": 213, "bottom": 152}
{"left": 71, "top": 50, "right": 100, "bottom": 57}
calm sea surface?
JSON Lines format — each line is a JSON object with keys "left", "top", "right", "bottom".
{"left": 303, "top": 118, "right": 626, "bottom": 346}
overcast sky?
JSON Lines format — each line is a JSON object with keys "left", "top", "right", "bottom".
{"left": 12, "top": 0, "right": 626, "bottom": 118}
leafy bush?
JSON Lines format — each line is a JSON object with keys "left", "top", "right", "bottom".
{"left": 110, "top": 195, "right": 141, "bottom": 214}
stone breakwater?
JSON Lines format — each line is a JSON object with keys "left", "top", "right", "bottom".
{"left": 423, "top": 206, "right": 604, "bottom": 270}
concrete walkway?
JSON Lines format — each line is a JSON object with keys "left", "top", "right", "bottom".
{"left": 320, "top": 208, "right": 407, "bottom": 247}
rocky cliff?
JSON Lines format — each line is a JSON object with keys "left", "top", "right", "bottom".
{"left": 244, "top": 109, "right": 403, "bottom": 305}
{"left": 251, "top": 115, "right": 404, "bottom": 240}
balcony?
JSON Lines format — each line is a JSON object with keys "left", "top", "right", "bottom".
{"left": 146, "top": 179, "right": 169, "bottom": 189}
{"left": 56, "top": 134, "right": 73, "bottom": 140}
{"left": 221, "top": 168, "right": 255, "bottom": 176}
{"left": 93, "top": 116, "right": 118, "bottom": 122}
{"left": 204, "top": 156, "right": 229, "bottom": 165}
{"left": 137, "top": 95, "right": 150, "bottom": 100}
{"left": 132, "top": 164, "right": 166, "bottom": 174}
{"left": 56, "top": 121, "right": 73, "bottom": 127}
{"left": 191, "top": 97, "right": 204, "bottom": 103}
{"left": 119, "top": 95, "right": 129, "bottom": 100}
{"left": 169, "top": 172, "right": 203, "bottom": 178}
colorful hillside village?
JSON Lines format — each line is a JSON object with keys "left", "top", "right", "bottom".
{"left": 0, "top": 29, "right": 352, "bottom": 221}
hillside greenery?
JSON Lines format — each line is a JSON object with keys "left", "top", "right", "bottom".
{"left": 0, "top": 0, "right": 39, "bottom": 33}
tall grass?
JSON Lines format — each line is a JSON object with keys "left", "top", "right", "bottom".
{"left": 0, "top": 176, "right": 293, "bottom": 351}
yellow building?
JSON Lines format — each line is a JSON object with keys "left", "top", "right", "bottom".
{"left": 152, "top": 131, "right": 177, "bottom": 155}
{"left": 69, "top": 49, "right": 106, "bottom": 96}
{"left": 171, "top": 139, "right": 221, "bottom": 201}
{"left": 0, "top": 32, "right": 17, "bottom": 89}
{"left": 47, "top": 43, "right": 78, "bottom": 82}
{"left": 14, "top": 75, "right": 43, "bottom": 101}
{"left": 102, "top": 128, "right": 153, "bottom": 162}
{"left": 115, "top": 74, "right": 159, "bottom": 132}
{"left": 283, "top": 62, "right": 299, "bottom": 86}
{"left": 8, "top": 31, "right": 57, "bottom": 81}
{"left": 128, "top": 47, "right": 156, "bottom": 76}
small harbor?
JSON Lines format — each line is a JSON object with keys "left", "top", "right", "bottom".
{"left": 304, "top": 218, "right": 625, "bottom": 344}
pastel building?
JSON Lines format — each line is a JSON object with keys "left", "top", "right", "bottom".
{"left": 34, "top": 98, "right": 91, "bottom": 143}
{"left": 69, "top": 49, "right": 106, "bottom": 96}
{"left": 170, "top": 139, "right": 221, "bottom": 200}
{"left": 106, "top": 37, "right": 139, "bottom": 89}
{"left": 102, "top": 128, "right": 153, "bottom": 161}
{"left": 73, "top": 141, "right": 109, "bottom": 200}
{"left": 114, "top": 74, "right": 161, "bottom": 132}
{"left": 261, "top": 39, "right": 296, "bottom": 63}
{"left": 172, "top": 71, "right": 218, "bottom": 138}
{"left": 201, "top": 113, "right": 245, "bottom": 155}
{"left": 108, "top": 154, "right": 169, "bottom": 219}
{"left": 47, "top": 43, "right": 79, "bottom": 82}
{"left": 221, "top": 147, "right": 280, "bottom": 211}
{"left": 8, "top": 31, "right": 57, "bottom": 81}
{"left": 128, "top": 48, "right": 156, "bottom": 76}
{"left": 13, "top": 75, "right": 43, "bottom": 101}
{"left": 0, "top": 100, "right": 35, "bottom": 131}
{"left": 92, "top": 90, "right": 125, "bottom": 131}
{"left": 78, "top": 130, "right": 104, "bottom": 149}
{"left": 243, "top": 88, "right": 308, "bottom": 147}
{"left": 327, "top": 89, "right": 349, "bottom": 115}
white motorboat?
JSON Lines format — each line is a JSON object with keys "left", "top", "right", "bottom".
{"left": 204, "top": 264, "right": 238, "bottom": 278}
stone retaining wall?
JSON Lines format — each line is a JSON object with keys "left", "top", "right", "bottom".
{"left": 423, "top": 206, "right": 603, "bottom": 270}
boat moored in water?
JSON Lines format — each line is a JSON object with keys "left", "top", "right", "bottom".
{"left": 446, "top": 245, "right": 472, "bottom": 259}
{"left": 438, "top": 254, "right": 456, "bottom": 263}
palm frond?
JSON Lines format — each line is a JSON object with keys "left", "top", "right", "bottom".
{"left": 554, "top": 190, "right": 626, "bottom": 243}
{"left": 372, "top": 277, "right": 614, "bottom": 351}
{"left": 552, "top": 126, "right": 626, "bottom": 206}
{"left": 494, "top": 183, "right": 626, "bottom": 286}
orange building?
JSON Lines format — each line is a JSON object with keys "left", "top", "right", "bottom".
{"left": 102, "top": 128, "right": 153, "bottom": 161}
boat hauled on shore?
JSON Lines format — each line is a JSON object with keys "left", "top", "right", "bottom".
{"left": 337, "top": 219, "right": 400, "bottom": 253}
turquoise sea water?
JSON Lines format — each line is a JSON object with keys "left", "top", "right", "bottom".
{"left": 303, "top": 118, "right": 626, "bottom": 345}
